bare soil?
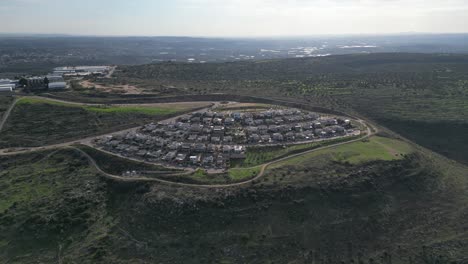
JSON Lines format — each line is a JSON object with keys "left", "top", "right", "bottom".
{"left": 80, "top": 80, "right": 141, "bottom": 94}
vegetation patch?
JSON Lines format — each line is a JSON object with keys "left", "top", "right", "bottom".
{"left": 228, "top": 166, "right": 261, "bottom": 181}
{"left": 0, "top": 97, "right": 205, "bottom": 148}
{"left": 0, "top": 149, "right": 111, "bottom": 263}
{"left": 270, "top": 136, "right": 413, "bottom": 168}
{"left": 232, "top": 135, "right": 361, "bottom": 168}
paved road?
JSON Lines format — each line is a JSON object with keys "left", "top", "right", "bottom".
{"left": 62, "top": 118, "right": 374, "bottom": 189}
{"left": 0, "top": 96, "right": 375, "bottom": 188}
{"left": 0, "top": 98, "right": 218, "bottom": 156}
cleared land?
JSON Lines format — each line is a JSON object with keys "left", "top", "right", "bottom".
{"left": 80, "top": 80, "right": 141, "bottom": 94}
{"left": 0, "top": 97, "right": 210, "bottom": 148}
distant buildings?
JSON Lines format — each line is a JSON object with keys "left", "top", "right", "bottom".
{"left": 0, "top": 79, "right": 18, "bottom": 95}
{"left": 53, "top": 66, "right": 111, "bottom": 77}
{"left": 48, "top": 82, "right": 67, "bottom": 90}
{"left": 13, "top": 65, "right": 110, "bottom": 92}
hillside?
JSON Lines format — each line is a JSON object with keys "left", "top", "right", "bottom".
{"left": 115, "top": 53, "right": 468, "bottom": 165}
{"left": 0, "top": 137, "right": 467, "bottom": 263}
{"left": 1, "top": 53, "right": 468, "bottom": 263}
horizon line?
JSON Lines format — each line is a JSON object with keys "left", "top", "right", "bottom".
{"left": 2, "top": 32, "right": 468, "bottom": 39}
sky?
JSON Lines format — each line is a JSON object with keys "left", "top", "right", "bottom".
{"left": 1, "top": 0, "right": 468, "bottom": 37}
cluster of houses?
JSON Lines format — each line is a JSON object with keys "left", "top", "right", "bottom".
{"left": 95, "top": 108, "right": 354, "bottom": 170}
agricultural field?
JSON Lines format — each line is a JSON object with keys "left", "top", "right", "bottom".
{"left": 0, "top": 97, "right": 210, "bottom": 148}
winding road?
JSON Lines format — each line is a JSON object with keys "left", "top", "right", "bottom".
{"left": 0, "top": 96, "right": 375, "bottom": 188}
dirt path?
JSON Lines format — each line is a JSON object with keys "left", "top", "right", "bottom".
{"left": 373, "top": 139, "right": 400, "bottom": 157}
{"left": 0, "top": 98, "right": 18, "bottom": 132}
{"left": 105, "top": 66, "right": 116, "bottom": 78}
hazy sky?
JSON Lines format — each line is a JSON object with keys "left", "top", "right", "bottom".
{"left": 1, "top": 0, "right": 468, "bottom": 37}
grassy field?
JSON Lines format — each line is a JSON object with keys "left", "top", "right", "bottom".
{"left": 269, "top": 136, "right": 414, "bottom": 168}
{"left": 232, "top": 135, "right": 361, "bottom": 168}
{"left": 0, "top": 97, "right": 208, "bottom": 148}
{"left": 228, "top": 166, "right": 261, "bottom": 181}
{"left": 16, "top": 97, "right": 205, "bottom": 115}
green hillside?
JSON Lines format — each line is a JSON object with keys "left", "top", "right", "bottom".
{"left": 0, "top": 98, "right": 209, "bottom": 148}
{"left": 0, "top": 137, "right": 467, "bottom": 263}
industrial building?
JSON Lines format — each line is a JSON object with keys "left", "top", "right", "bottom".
{"left": 48, "top": 82, "right": 67, "bottom": 90}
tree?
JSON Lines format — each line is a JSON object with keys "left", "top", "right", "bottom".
{"left": 43, "top": 77, "right": 50, "bottom": 89}
{"left": 19, "top": 78, "right": 28, "bottom": 88}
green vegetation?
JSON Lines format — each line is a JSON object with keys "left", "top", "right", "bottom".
{"left": 228, "top": 166, "right": 261, "bottom": 180}
{"left": 17, "top": 97, "right": 186, "bottom": 115}
{"left": 270, "top": 136, "right": 414, "bottom": 168}
{"left": 0, "top": 96, "right": 14, "bottom": 118}
{"left": 118, "top": 53, "right": 468, "bottom": 164}
{"left": 0, "top": 149, "right": 111, "bottom": 263}
{"left": 75, "top": 145, "right": 180, "bottom": 176}
{"left": 0, "top": 139, "right": 467, "bottom": 263}
{"left": 0, "top": 97, "right": 206, "bottom": 148}
{"left": 232, "top": 135, "right": 361, "bottom": 168}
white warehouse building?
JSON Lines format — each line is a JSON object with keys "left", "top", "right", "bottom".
{"left": 48, "top": 82, "right": 67, "bottom": 90}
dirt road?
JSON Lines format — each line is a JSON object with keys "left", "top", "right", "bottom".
{"left": 0, "top": 98, "right": 18, "bottom": 132}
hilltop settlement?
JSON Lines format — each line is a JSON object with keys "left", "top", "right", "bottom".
{"left": 94, "top": 107, "right": 358, "bottom": 171}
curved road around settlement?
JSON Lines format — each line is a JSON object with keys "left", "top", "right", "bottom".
{"left": 0, "top": 96, "right": 376, "bottom": 188}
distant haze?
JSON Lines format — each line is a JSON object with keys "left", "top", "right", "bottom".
{"left": 1, "top": 0, "right": 468, "bottom": 37}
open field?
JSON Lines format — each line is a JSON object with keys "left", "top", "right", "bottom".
{"left": 79, "top": 80, "right": 141, "bottom": 94}
{"left": 269, "top": 136, "right": 414, "bottom": 169}
{"left": 231, "top": 135, "right": 361, "bottom": 168}
{"left": 0, "top": 97, "right": 210, "bottom": 148}
{"left": 228, "top": 166, "right": 261, "bottom": 180}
